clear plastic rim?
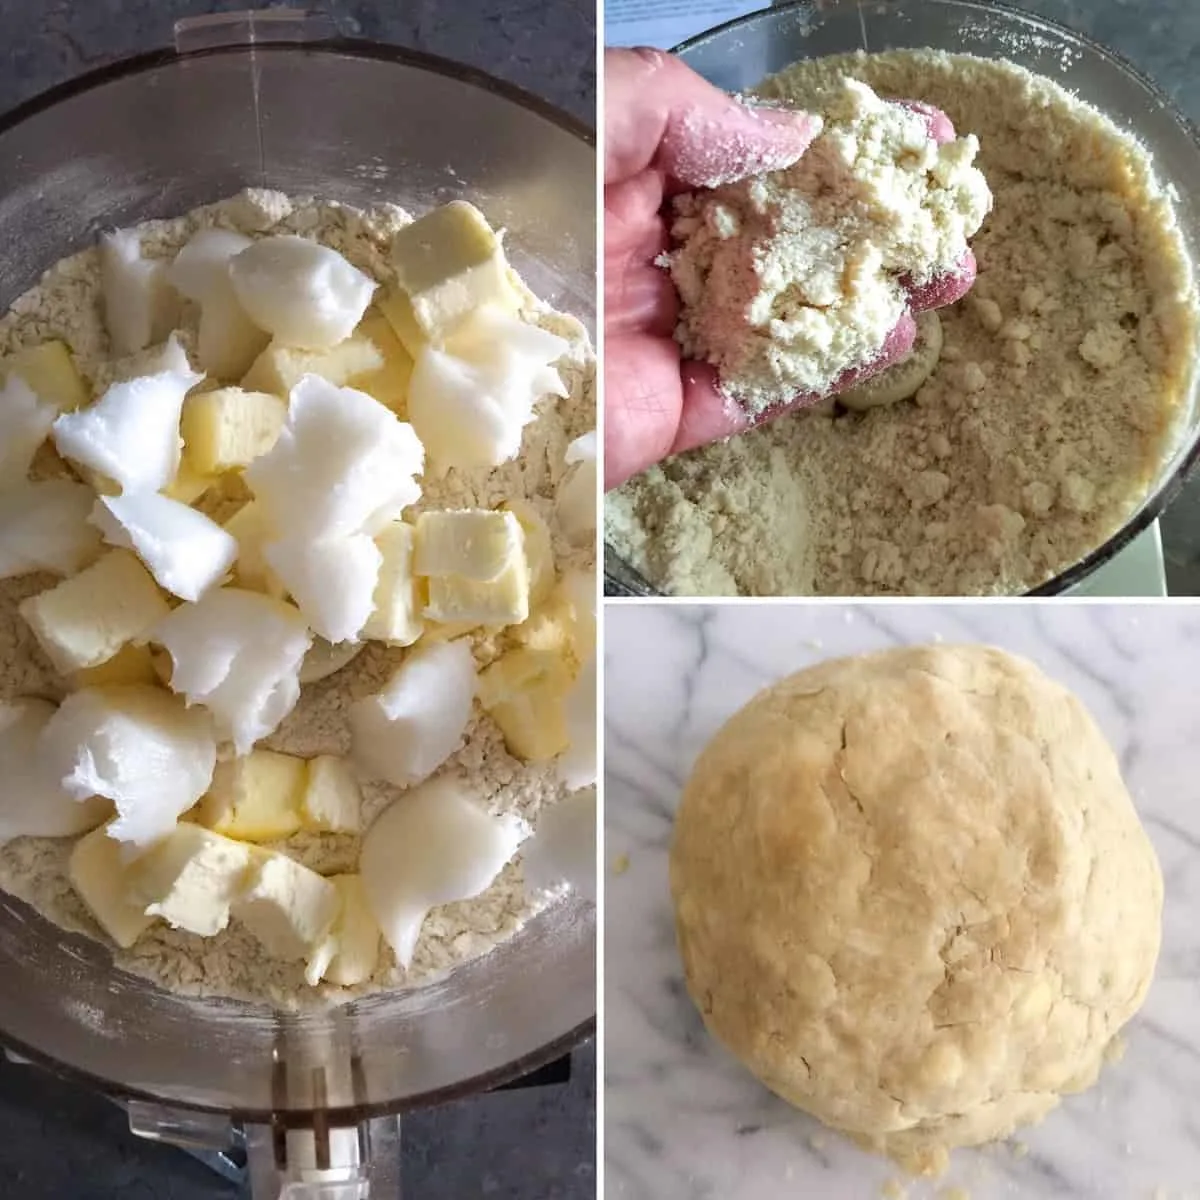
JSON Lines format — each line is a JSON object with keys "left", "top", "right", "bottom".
{"left": 0, "top": 36, "right": 596, "bottom": 1118}
{"left": 603, "top": 0, "right": 1200, "bottom": 598}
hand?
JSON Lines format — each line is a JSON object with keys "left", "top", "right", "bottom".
{"left": 603, "top": 49, "right": 977, "bottom": 490}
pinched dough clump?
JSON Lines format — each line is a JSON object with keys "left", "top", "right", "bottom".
{"left": 670, "top": 644, "right": 1163, "bottom": 1175}
{"left": 667, "top": 78, "right": 991, "bottom": 414}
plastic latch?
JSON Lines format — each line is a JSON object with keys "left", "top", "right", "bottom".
{"left": 173, "top": 9, "right": 337, "bottom": 54}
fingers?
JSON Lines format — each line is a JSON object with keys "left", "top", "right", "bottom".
{"left": 669, "top": 362, "right": 751, "bottom": 456}
{"left": 605, "top": 174, "right": 678, "bottom": 339}
{"left": 904, "top": 248, "right": 977, "bottom": 312}
{"left": 895, "top": 99, "right": 957, "bottom": 145}
{"left": 605, "top": 47, "right": 820, "bottom": 188}
{"left": 604, "top": 332, "right": 685, "bottom": 489}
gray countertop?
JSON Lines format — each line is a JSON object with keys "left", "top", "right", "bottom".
{"left": 0, "top": 1, "right": 595, "bottom": 1198}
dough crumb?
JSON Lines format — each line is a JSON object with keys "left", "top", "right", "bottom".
{"left": 612, "top": 852, "right": 631, "bottom": 876}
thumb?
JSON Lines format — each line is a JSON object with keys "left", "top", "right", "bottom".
{"left": 605, "top": 47, "right": 820, "bottom": 188}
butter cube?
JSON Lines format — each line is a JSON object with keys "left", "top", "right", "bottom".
{"left": 376, "top": 285, "right": 427, "bottom": 359}
{"left": 389, "top": 201, "right": 520, "bottom": 340}
{"left": 306, "top": 874, "right": 381, "bottom": 986}
{"left": 235, "top": 852, "right": 340, "bottom": 960}
{"left": 490, "top": 680, "right": 570, "bottom": 761}
{"left": 504, "top": 499, "right": 554, "bottom": 606}
{"left": 19, "top": 549, "right": 170, "bottom": 673}
{"left": 164, "top": 459, "right": 220, "bottom": 506}
{"left": 1, "top": 341, "right": 89, "bottom": 412}
{"left": 241, "top": 336, "right": 382, "bottom": 398}
{"left": 362, "top": 522, "right": 422, "bottom": 646}
{"left": 68, "top": 824, "right": 156, "bottom": 948}
{"left": 420, "top": 619, "right": 483, "bottom": 642}
{"left": 414, "top": 509, "right": 523, "bottom": 582}
{"left": 351, "top": 312, "right": 414, "bottom": 413}
{"left": 424, "top": 559, "right": 530, "bottom": 628}
{"left": 223, "top": 501, "right": 285, "bottom": 597}
{"left": 301, "top": 755, "right": 362, "bottom": 834}
{"left": 128, "top": 823, "right": 254, "bottom": 937}
{"left": 181, "top": 386, "right": 287, "bottom": 474}
{"left": 72, "top": 642, "right": 158, "bottom": 690}
{"left": 195, "top": 749, "right": 307, "bottom": 843}
{"left": 477, "top": 647, "right": 573, "bottom": 710}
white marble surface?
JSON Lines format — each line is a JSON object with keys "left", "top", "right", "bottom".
{"left": 604, "top": 602, "right": 1200, "bottom": 1199}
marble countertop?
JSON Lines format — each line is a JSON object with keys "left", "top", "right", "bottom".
{"left": 605, "top": 603, "right": 1200, "bottom": 1199}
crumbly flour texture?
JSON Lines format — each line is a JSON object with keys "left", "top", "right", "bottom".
{"left": 668, "top": 78, "right": 991, "bottom": 413}
{"left": 0, "top": 190, "right": 595, "bottom": 1010}
{"left": 609, "top": 52, "right": 1198, "bottom": 596}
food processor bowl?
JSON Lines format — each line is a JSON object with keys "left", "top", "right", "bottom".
{"left": 0, "top": 11, "right": 595, "bottom": 1194}
{"left": 603, "top": 0, "right": 1200, "bottom": 597}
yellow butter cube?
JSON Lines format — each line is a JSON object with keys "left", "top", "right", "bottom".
{"left": 164, "top": 458, "right": 221, "bottom": 505}
{"left": 351, "top": 312, "right": 413, "bottom": 413}
{"left": 194, "top": 749, "right": 307, "bottom": 843}
{"left": 425, "top": 563, "right": 529, "bottom": 628}
{"left": 375, "top": 285, "right": 427, "bottom": 359}
{"left": 181, "top": 386, "right": 287, "bottom": 475}
{"left": 235, "top": 852, "right": 340, "bottom": 960}
{"left": 389, "top": 201, "right": 520, "bottom": 340}
{"left": 362, "top": 522, "right": 422, "bottom": 646}
{"left": 241, "top": 336, "right": 382, "bottom": 398}
{"left": 128, "top": 823, "right": 254, "bottom": 937}
{"left": 420, "top": 618, "right": 483, "bottom": 642}
{"left": 223, "top": 501, "right": 285, "bottom": 597}
{"left": 306, "top": 874, "right": 381, "bottom": 986}
{"left": 414, "top": 509, "right": 523, "bottom": 582}
{"left": 68, "top": 824, "right": 155, "bottom": 949}
{"left": 19, "top": 549, "right": 170, "bottom": 673}
{"left": 503, "top": 499, "right": 555, "bottom": 607}
{"left": 477, "top": 646, "right": 572, "bottom": 710}
{"left": 72, "top": 642, "right": 158, "bottom": 689}
{"left": 301, "top": 755, "right": 363, "bottom": 834}
{"left": 2, "top": 340, "right": 89, "bottom": 412}
{"left": 490, "top": 681, "right": 570, "bottom": 761}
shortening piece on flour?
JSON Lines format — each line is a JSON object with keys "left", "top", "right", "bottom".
{"left": 665, "top": 78, "right": 991, "bottom": 413}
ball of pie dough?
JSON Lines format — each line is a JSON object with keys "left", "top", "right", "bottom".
{"left": 670, "top": 644, "right": 1162, "bottom": 1175}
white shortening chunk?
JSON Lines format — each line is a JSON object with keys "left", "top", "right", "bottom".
{"left": 301, "top": 755, "right": 362, "bottom": 834}
{"left": 263, "top": 535, "right": 381, "bottom": 644}
{"left": 234, "top": 851, "right": 340, "bottom": 960}
{"left": 0, "top": 480, "right": 103, "bottom": 580}
{"left": 360, "top": 775, "right": 527, "bottom": 968}
{"left": 0, "top": 373, "right": 57, "bottom": 482}
{"left": 90, "top": 493, "right": 237, "bottom": 603}
{"left": 19, "top": 549, "right": 170, "bottom": 673}
{"left": 299, "top": 638, "right": 364, "bottom": 685}
{"left": 194, "top": 749, "right": 307, "bottom": 843}
{"left": 245, "top": 376, "right": 424, "bottom": 539}
{"left": 39, "top": 685, "right": 217, "bottom": 849}
{"left": 181, "top": 386, "right": 286, "bottom": 474}
{"left": 557, "top": 431, "right": 597, "bottom": 544}
{"left": 128, "top": 822, "right": 253, "bottom": 936}
{"left": 69, "top": 824, "right": 155, "bottom": 948}
{"left": 349, "top": 639, "right": 475, "bottom": 787}
{"left": 362, "top": 523, "right": 422, "bottom": 646}
{"left": 389, "top": 201, "right": 520, "bottom": 340}
{"left": 522, "top": 786, "right": 596, "bottom": 903}
{"left": 407, "top": 305, "right": 568, "bottom": 472}
{"left": 229, "top": 235, "right": 377, "bottom": 349}
{"left": 305, "top": 874, "right": 380, "bottom": 986}
{"left": 0, "top": 699, "right": 110, "bottom": 841}
{"left": 52, "top": 361, "right": 204, "bottom": 494}
{"left": 168, "top": 229, "right": 268, "bottom": 379}
{"left": 99, "top": 228, "right": 181, "bottom": 356}
{"left": 153, "top": 587, "right": 313, "bottom": 755}
{"left": 558, "top": 655, "right": 597, "bottom": 791}
{"left": 413, "top": 509, "right": 523, "bottom": 581}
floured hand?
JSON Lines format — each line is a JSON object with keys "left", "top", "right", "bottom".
{"left": 604, "top": 48, "right": 976, "bottom": 490}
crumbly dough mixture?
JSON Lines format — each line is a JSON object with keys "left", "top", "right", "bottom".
{"left": 0, "top": 190, "right": 595, "bottom": 1009}
{"left": 670, "top": 644, "right": 1163, "bottom": 1174}
{"left": 668, "top": 78, "right": 991, "bottom": 413}
{"left": 608, "top": 52, "right": 1198, "bottom": 596}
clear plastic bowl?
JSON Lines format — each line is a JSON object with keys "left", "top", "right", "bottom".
{"left": 604, "top": 0, "right": 1200, "bottom": 597}
{"left": 0, "top": 17, "right": 595, "bottom": 1134}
